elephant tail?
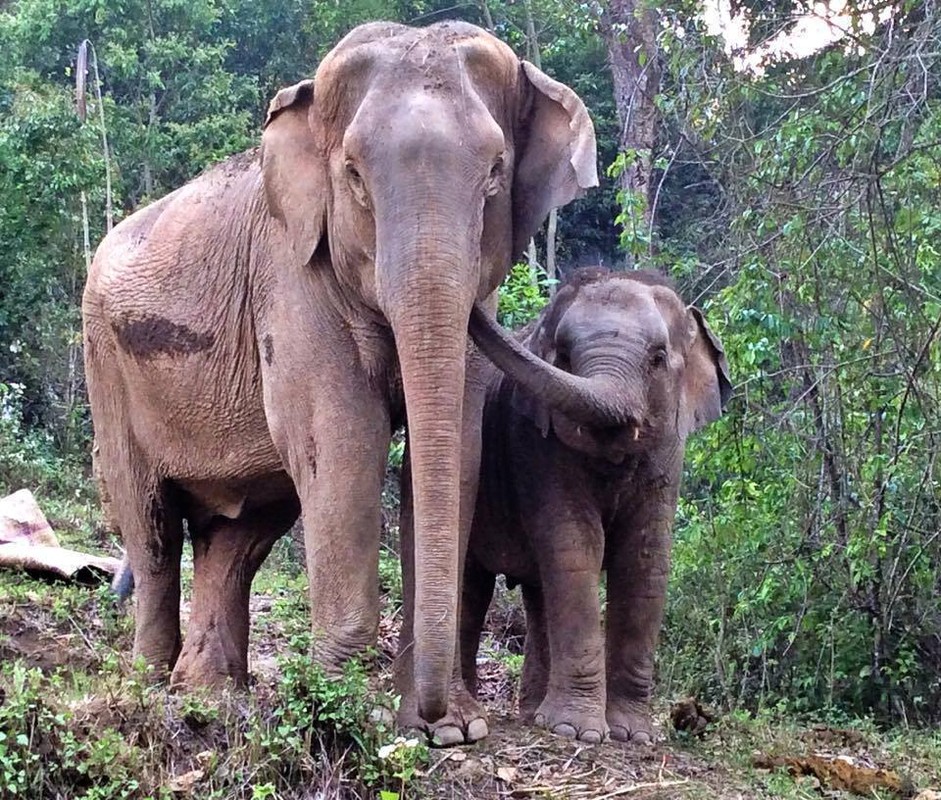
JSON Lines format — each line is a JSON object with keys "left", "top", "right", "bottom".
{"left": 111, "top": 555, "right": 135, "bottom": 605}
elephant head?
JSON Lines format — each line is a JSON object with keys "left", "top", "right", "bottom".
{"left": 473, "top": 268, "right": 732, "bottom": 462}
{"left": 259, "top": 22, "right": 597, "bottom": 722}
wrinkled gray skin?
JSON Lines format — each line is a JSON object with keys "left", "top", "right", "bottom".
{"left": 86, "top": 20, "right": 624, "bottom": 745}
{"left": 460, "top": 269, "right": 732, "bottom": 744}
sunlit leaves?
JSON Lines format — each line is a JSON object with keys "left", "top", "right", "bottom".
{"left": 659, "top": 1, "right": 941, "bottom": 723}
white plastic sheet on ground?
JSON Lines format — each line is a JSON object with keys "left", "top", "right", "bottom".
{"left": 0, "top": 489, "right": 120, "bottom": 585}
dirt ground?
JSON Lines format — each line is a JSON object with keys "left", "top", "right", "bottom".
{"left": 1, "top": 558, "right": 939, "bottom": 800}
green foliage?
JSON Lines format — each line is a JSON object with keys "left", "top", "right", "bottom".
{"left": 0, "top": 73, "right": 100, "bottom": 464}
{"left": 653, "top": 1, "right": 941, "bottom": 724}
{"left": 240, "top": 648, "right": 405, "bottom": 791}
{"left": 0, "top": 662, "right": 148, "bottom": 800}
{"left": 379, "top": 546, "right": 403, "bottom": 602}
{"left": 0, "top": 568, "right": 426, "bottom": 800}
{"left": 0, "top": 383, "right": 59, "bottom": 493}
{"left": 608, "top": 151, "right": 651, "bottom": 258}
{"left": 497, "top": 263, "right": 554, "bottom": 328}
{"left": 0, "top": 665, "right": 50, "bottom": 798}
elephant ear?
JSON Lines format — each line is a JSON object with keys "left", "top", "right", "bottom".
{"left": 512, "top": 61, "right": 598, "bottom": 260}
{"left": 260, "top": 80, "right": 327, "bottom": 267}
{"left": 680, "top": 307, "right": 733, "bottom": 437}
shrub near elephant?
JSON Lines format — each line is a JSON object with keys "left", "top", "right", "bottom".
{"left": 462, "top": 268, "right": 732, "bottom": 744}
{"left": 83, "top": 20, "right": 601, "bottom": 744}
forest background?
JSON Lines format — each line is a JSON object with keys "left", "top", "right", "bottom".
{"left": 1, "top": 0, "right": 940, "bottom": 729}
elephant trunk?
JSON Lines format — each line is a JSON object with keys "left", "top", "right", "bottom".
{"left": 378, "top": 221, "right": 477, "bottom": 725}
{"left": 468, "top": 305, "right": 641, "bottom": 426}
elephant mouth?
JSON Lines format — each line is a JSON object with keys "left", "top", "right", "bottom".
{"left": 550, "top": 413, "right": 651, "bottom": 464}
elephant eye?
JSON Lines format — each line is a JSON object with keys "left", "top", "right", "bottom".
{"left": 490, "top": 155, "right": 504, "bottom": 179}
{"left": 345, "top": 160, "right": 362, "bottom": 183}
{"left": 650, "top": 347, "right": 668, "bottom": 369}
{"left": 345, "top": 160, "right": 369, "bottom": 208}
{"left": 485, "top": 155, "right": 506, "bottom": 197}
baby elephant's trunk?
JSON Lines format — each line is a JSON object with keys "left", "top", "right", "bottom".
{"left": 468, "top": 306, "right": 639, "bottom": 427}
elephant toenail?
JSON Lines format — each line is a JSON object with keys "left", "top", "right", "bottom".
{"left": 534, "top": 713, "right": 547, "bottom": 728}
{"left": 431, "top": 725, "right": 465, "bottom": 748}
{"left": 552, "top": 723, "right": 578, "bottom": 739}
{"left": 609, "top": 725, "right": 630, "bottom": 742}
{"left": 632, "top": 730, "right": 653, "bottom": 745}
{"left": 580, "top": 729, "right": 603, "bottom": 744}
{"left": 466, "top": 718, "right": 489, "bottom": 742}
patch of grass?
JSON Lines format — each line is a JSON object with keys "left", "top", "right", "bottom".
{"left": 0, "top": 638, "right": 427, "bottom": 799}
{"left": 667, "top": 708, "right": 941, "bottom": 799}
{"left": 4, "top": 476, "right": 940, "bottom": 799}
{"left": 0, "top": 552, "right": 428, "bottom": 800}
{"left": 378, "top": 545, "right": 402, "bottom": 604}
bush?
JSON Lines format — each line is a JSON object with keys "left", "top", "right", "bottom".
{"left": 0, "top": 381, "right": 82, "bottom": 496}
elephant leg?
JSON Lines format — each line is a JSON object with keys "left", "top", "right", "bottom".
{"left": 459, "top": 554, "right": 496, "bottom": 697}
{"left": 529, "top": 506, "right": 608, "bottom": 744}
{"left": 98, "top": 433, "right": 184, "bottom": 675}
{"left": 171, "top": 500, "right": 299, "bottom": 687}
{"left": 86, "top": 344, "right": 183, "bottom": 674}
{"left": 396, "top": 364, "right": 489, "bottom": 745}
{"left": 519, "top": 583, "right": 550, "bottom": 722}
{"left": 300, "top": 415, "right": 389, "bottom": 670}
{"left": 126, "top": 485, "right": 184, "bottom": 676}
{"left": 260, "top": 307, "right": 391, "bottom": 673}
{"left": 604, "top": 500, "right": 676, "bottom": 744}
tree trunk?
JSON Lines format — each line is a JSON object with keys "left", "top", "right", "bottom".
{"left": 546, "top": 206, "right": 558, "bottom": 293}
{"left": 526, "top": 239, "right": 539, "bottom": 285}
{"left": 478, "top": 0, "right": 494, "bottom": 31}
{"left": 602, "top": 0, "right": 661, "bottom": 259}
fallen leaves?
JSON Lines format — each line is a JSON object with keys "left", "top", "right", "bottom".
{"left": 166, "top": 751, "right": 215, "bottom": 795}
{"left": 422, "top": 728, "right": 703, "bottom": 799}
{"left": 497, "top": 765, "right": 518, "bottom": 783}
{"left": 753, "top": 752, "right": 915, "bottom": 797}
{"left": 166, "top": 768, "right": 204, "bottom": 794}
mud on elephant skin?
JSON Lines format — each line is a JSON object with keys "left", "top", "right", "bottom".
{"left": 461, "top": 267, "right": 732, "bottom": 744}
{"left": 84, "top": 20, "right": 600, "bottom": 743}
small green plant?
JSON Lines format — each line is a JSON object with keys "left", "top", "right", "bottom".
{"left": 387, "top": 434, "right": 405, "bottom": 469}
{"left": 378, "top": 546, "right": 403, "bottom": 602}
{"left": 376, "top": 735, "right": 428, "bottom": 800}
{"left": 607, "top": 150, "right": 652, "bottom": 260}
{"left": 179, "top": 691, "right": 220, "bottom": 729}
{"left": 500, "top": 651, "right": 525, "bottom": 683}
{"left": 0, "top": 662, "right": 140, "bottom": 799}
{"left": 497, "top": 263, "right": 554, "bottom": 328}
{"left": 250, "top": 783, "right": 278, "bottom": 800}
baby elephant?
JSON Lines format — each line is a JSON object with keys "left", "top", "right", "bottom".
{"left": 462, "top": 267, "right": 731, "bottom": 744}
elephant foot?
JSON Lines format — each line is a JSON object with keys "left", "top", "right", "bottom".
{"left": 397, "top": 681, "right": 489, "bottom": 747}
{"left": 170, "top": 626, "right": 248, "bottom": 689}
{"left": 532, "top": 696, "right": 608, "bottom": 744}
{"left": 607, "top": 699, "right": 656, "bottom": 744}
{"left": 519, "top": 698, "right": 539, "bottom": 725}
{"left": 132, "top": 635, "right": 183, "bottom": 683}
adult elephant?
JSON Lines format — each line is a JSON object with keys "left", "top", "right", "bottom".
{"left": 83, "top": 20, "right": 603, "bottom": 743}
